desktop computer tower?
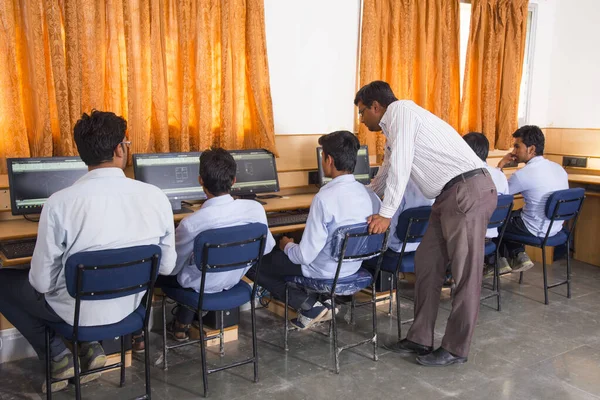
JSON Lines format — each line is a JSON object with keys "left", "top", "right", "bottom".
{"left": 374, "top": 270, "right": 393, "bottom": 293}
{"left": 101, "top": 334, "right": 132, "bottom": 354}
{"left": 201, "top": 308, "right": 240, "bottom": 330}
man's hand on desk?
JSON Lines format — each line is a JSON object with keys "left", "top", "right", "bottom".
{"left": 367, "top": 214, "right": 390, "bottom": 235}
{"left": 279, "top": 236, "right": 294, "bottom": 251}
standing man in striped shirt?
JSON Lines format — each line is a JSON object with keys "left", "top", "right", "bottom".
{"left": 355, "top": 81, "right": 497, "bottom": 366}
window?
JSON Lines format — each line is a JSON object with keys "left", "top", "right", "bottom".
{"left": 459, "top": 2, "right": 537, "bottom": 126}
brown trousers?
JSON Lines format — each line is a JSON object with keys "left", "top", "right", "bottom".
{"left": 406, "top": 172, "right": 497, "bottom": 357}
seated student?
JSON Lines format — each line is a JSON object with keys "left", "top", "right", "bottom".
{"left": 0, "top": 110, "right": 177, "bottom": 393}
{"left": 249, "top": 131, "right": 381, "bottom": 330}
{"left": 463, "top": 132, "right": 511, "bottom": 276}
{"left": 497, "top": 125, "right": 569, "bottom": 272}
{"left": 137, "top": 148, "right": 275, "bottom": 344}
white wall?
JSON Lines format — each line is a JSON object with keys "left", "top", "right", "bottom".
{"left": 264, "top": 0, "right": 361, "bottom": 134}
{"left": 528, "top": 0, "right": 600, "bottom": 128}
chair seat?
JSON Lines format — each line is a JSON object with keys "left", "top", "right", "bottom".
{"left": 504, "top": 228, "right": 568, "bottom": 248}
{"left": 285, "top": 268, "right": 373, "bottom": 296}
{"left": 484, "top": 240, "right": 496, "bottom": 256}
{"left": 379, "top": 249, "right": 415, "bottom": 274}
{"left": 162, "top": 281, "right": 252, "bottom": 311}
{"left": 48, "top": 306, "right": 145, "bottom": 342}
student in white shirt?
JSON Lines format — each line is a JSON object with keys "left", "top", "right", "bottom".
{"left": 0, "top": 111, "right": 177, "bottom": 393}
{"left": 249, "top": 131, "right": 380, "bottom": 330}
{"left": 463, "top": 132, "right": 511, "bottom": 276}
{"left": 497, "top": 125, "right": 569, "bottom": 272}
{"left": 145, "top": 148, "right": 275, "bottom": 343}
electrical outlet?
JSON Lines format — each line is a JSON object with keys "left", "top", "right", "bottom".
{"left": 308, "top": 171, "right": 319, "bottom": 185}
{"left": 563, "top": 156, "right": 587, "bottom": 168}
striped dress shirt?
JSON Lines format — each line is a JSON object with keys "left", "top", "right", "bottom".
{"left": 369, "top": 100, "right": 485, "bottom": 218}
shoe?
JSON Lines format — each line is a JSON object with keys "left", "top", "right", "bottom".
{"left": 443, "top": 273, "right": 454, "bottom": 287}
{"left": 497, "top": 257, "right": 512, "bottom": 275}
{"left": 132, "top": 332, "right": 145, "bottom": 354}
{"left": 168, "top": 320, "right": 191, "bottom": 342}
{"left": 512, "top": 252, "right": 534, "bottom": 273}
{"left": 78, "top": 342, "right": 106, "bottom": 384}
{"left": 322, "top": 299, "right": 340, "bottom": 321}
{"left": 483, "top": 264, "right": 495, "bottom": 279}
{"left": 290, "top": 301, "right": 328, "bottom": 330}
{"left": 42, "top": 352, "right": 75, "bottom": 393}
{"left": 416, "top": 347, "right": 467, "bottom": 367}
{"left": 382, "top": 339, "right": 433, "bottom": 356}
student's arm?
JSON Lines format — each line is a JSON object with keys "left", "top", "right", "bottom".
{"left": 368, "top": 148, "right": 390, "bottom": 198}
{"left": 155, "top": 194, "right": 177, "bottom": 275}
{"left": 254, "top": 206, "right": 276, "bottom": 254}
{"left": 171, "top": 219, "right": 195, "bottom": 276}
{"left": 29, "top": 204, "right": 64, "bottom": 294}
{"left": 285, "top": 196, "right": 329, "bottom": 266}
{"left": 508, "top": 172, "right": 525, "bottom": 196}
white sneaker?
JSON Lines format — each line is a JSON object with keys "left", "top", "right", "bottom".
{"left": 290, "top": 301, "right": 328, "bottom": 330}
{"left": 498, "top": 257, "right": 513, "bottom": 275}
{"left": 322, "top": 299, "right": 340, "bottom": 321}
{"left": 511, "top": 252, "right": 534, "bottom": 272}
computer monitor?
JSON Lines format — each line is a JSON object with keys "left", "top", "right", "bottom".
{"left": 132, "top": 152, "right": 206, "bottom": 213}
{"left": 7, "top": 156, "right": 88, "bottom": 216}
{"left": 229, "top": 149, "right": 280, "bottom": 201}
{"left": 316, "top": 145, "right": 371, "bottom": 186}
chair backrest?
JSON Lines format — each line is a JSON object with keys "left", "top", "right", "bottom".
{"left": 488, "top": 194, "right": 514, "bottom": 230}
{"left": 65, "top": 245, "right": 162, "bottom": 301}
{"left": 330, "top": 223, "right": 388, "bottom": 262}
{"left": 545, "top": 188, "right": 585, "bottom": 221}
{"left": 396, "top": 206, "right": 432, "bottom": 244}
{"left": 194, "top": 223, "right": 268, "bottom": 272}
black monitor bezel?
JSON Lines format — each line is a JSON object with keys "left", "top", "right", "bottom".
{"left": 7, "top": 156, "right": 88, "bottom": 216}
{"left": 316, "top": 144, "right": 371, "bottom": 186}
{"left": 228, "top": 149, "right": 280, "bottom": 196}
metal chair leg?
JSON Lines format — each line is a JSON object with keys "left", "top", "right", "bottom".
{"left": 45, "top": 328, "right": 52, "bottom": 400}
{"left": 144, "top": 326, "right": 152, "bottom": 399}
{"left": 331, "top": 296, "right": 340, "bottom": 374}
{"left": 519, "top": 271, "right": 524, "bottom": 284}
{"left": 388, "top": 279, "right": 393, "bottom": 316}
{"left": 495, "top": 256, "right": 501, "bottom": 311}
{"left": 371, "top": 281, "right": 378, "bottom": 362}
{"left": 198, "top": 314, "right": 209, "bottom": 397}
{"left": 120, "top": 335, "right": 126, "bottom": 387}
{"left": 284, "top": 285, "right": 289, "bottom": 352}
{"left": 395, "top": 274, "right": 402, "bottom": 342}
{"left": 350, "top": 296, "right": 356, "bottom": 325}
{"left": 251, "top": 293, "right": 259, "bottom": 383}
{"left": 73, "top": 341, "right": 82, "bottom": 400}
{"left": 542, "top": 246, "right": 549, "bottom": 305}
{"left": 162, "top": 296, "right": 168, "bottom": 370}
{"left": 566, "top": 240, "right": 572, "bottom": 299}
{"left": 219, "top": 311, "right": 225, "bottom": 357}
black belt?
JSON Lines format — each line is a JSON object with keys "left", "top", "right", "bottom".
{"left": 442, "top": 168, "right": 487, "bottom": 192}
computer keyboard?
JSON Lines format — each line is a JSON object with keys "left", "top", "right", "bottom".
{"left": 267, "top": 211, "right": 309, "bottom": 228}
{"left": 0, "top": 238, "right": 37, "bottom": 259}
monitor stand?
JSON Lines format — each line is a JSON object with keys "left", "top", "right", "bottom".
{"left": 170, "top": 200, "right": 194, "bottom": 214}
{"left": 237, "top": 194, "right": 267, "bottom": 205}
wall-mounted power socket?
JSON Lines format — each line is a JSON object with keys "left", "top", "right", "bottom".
{"left": 563, "top": 156, "right": 587, "bottom": 168}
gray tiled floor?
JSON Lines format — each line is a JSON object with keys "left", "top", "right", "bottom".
{"left": 2, "top": 259, "right": 600, "bottom": 399}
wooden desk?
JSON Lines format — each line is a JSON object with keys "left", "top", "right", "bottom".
{"left": 567, "top": 175, "right": 600, "bottom": 267}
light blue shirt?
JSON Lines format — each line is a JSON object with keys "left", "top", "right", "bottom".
{"left": 508, "top": 156, "right": 569, "bottom": 237}
{"left": 284, "top": 174, "right": 381, "bottom": 279}
{"left": 485, "top": 165, "right": 509, "bottom": 238}
{"left": 388, "top": 179, "right": 434, "bottom": 253}
{"left": 174, "top": 195, "right": 275, "bottom": 293}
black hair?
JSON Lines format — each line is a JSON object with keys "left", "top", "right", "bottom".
{"left": 199, "top": 147, "right": 237, "bottom": 195}
{"left": 513, "top": 125, "right": 545, "bottom": 156}
{"left": 318, "top": 131, "right": 360, "bottom": 173}
{"left": 73, "top": 110, "right": 127, "bottom": 166}
{"left": 353, "top": 80, "right": 398, "bottom": 108}
{"left": 463, "top": 132, "right": 490, "bottom": 162}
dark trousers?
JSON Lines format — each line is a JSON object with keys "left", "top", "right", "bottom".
{"left": 155, "top": 275, "right": 195, "bottom": 324}
{"left": 246, "top": 249, "right": 318, "bottom": 311}
{"left": 406, "top": 172, "right": 497, "bottom": 358}
{"left": 500, "top": 210, "right": 534, "bottom": 258}
{"left": 0, "top": 269, "right": 67, "bottom": 360}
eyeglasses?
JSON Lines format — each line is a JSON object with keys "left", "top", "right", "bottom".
{"left": 358, "top": 107, "right": 367, "bottom": 116}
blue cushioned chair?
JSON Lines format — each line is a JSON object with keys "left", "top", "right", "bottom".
{"left": 283, "top": 223, "right": 388, "bottom": 374}
{"left": 480, "top": 194, "right": 514, "bottom": 311}
{"left": 45, "top": 245, "right": 162, "bottom": 400}
{"left": 503, "top": 188, "right": 585, "bottom": 305}
{"left": 160, "top": 223, "right": 268, "bottom": 397}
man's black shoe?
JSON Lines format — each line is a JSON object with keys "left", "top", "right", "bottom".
{"left": 382, "top": 339, "right": 433, "bottom": 355}
{"left": 415, "top": 347, "right": 467, "bottom": 367}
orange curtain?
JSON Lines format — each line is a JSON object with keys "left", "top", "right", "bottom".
{"left": 358, "top": 0, "right": 461, "bottom": 159}
{"left": 459, "top": 0, "right": 528, "bottom": 150}
{"left": 0, "top": 0, "right": 276, "bottom": 173}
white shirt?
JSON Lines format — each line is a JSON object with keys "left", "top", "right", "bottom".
{"left": 484, "top": 165, "right": 509, "bottom": 238}
{"left": 508, "top": 156, "right": 569, "bottom": 237}
{"left": 284, "top": 174, "right": 381, "bottom": 279}
{"left": 369, "top": 100, "right": 486, "bottom": 218}
{"left": 388, "top": 179, "right": 434, "bottom": 253}
{"left": 30, "top": 168, "right": 177, "bottom": 326}
{"left": 174, "top": 195, "right": 275, "bottom": 293}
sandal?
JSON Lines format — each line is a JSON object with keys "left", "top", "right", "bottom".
{"left": 167, "top": 320, "right": 191, "bottom": 342}
{"left": 132, "top": 332, "right": 145, "bottom": 354}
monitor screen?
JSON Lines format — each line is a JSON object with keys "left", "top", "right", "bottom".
{"left": 316, "top": 145, "right": 371, "bottom": 186}
{"left": 229, "top": 149, "right": 279, "bottom": 196}
{"left": 7, "top": 157, "right": 88, "bottom": 215}
{"left": 132, "top": 152, "right": 206, "bottom": 212}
